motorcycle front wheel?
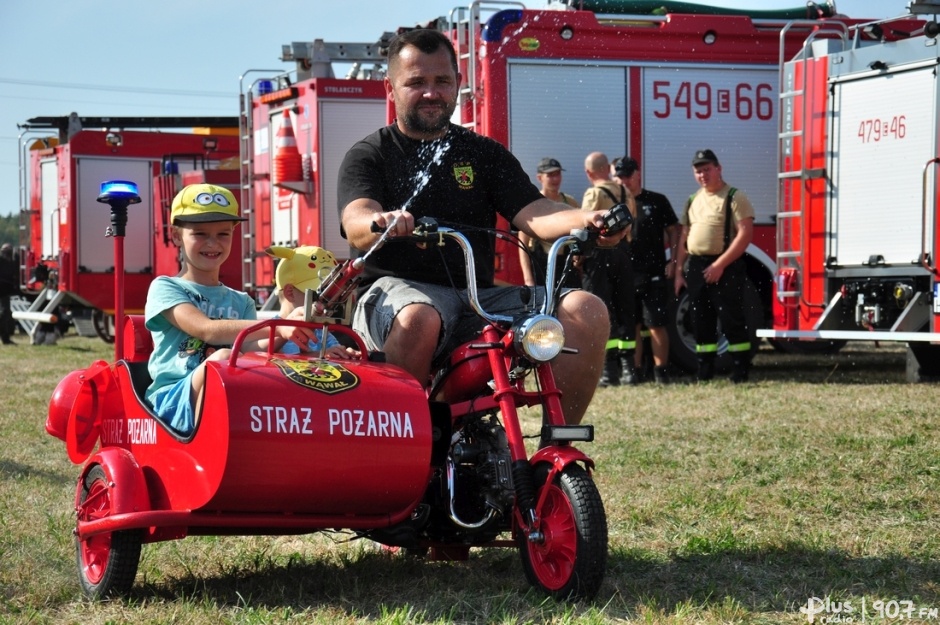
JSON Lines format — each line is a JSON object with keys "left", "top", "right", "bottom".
{"left": 518, "top": 464, "right": 608, "bottom": 600}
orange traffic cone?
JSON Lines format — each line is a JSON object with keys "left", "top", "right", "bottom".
{"left": 273, "top": 109, "right": 303, "bottom": 184}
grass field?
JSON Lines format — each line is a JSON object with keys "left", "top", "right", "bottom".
{"left": 1, "top": 334, "right": 938, "bottom": 624}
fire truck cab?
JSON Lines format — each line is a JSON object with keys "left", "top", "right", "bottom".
{"left": 15, "top": 114, "right": 240, "bottom": 344}
{"left": 238, "top": 39, "right": 391, "bottom": 305}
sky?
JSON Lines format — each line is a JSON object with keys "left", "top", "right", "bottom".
{"left": 0, "top": 0, "right": 912, "bottom": 217}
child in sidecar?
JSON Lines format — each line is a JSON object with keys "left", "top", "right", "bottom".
{"left": 145, "top": 183, "right": 316, "bottom": 436}
{"left": 266, "top": 244, "right": 359, "bottom": 360}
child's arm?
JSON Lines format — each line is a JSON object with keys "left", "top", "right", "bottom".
{"left": 309, "top": 328, "right": 361, "bottom": 360}
{"left": 162, "top": 302, "right": 313, "bottom": 352}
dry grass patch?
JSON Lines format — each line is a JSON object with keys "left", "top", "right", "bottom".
{"left": 1, "top": 336, "right": 938, "bottom": 624}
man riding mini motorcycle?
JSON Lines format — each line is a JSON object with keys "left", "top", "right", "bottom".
{"left": 338, "top": 28, "right": 625, "bottom": 423}
{"left": 47, "top": 28, "right": 630, "bottom": 604}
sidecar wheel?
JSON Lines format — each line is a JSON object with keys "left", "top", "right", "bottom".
{"left": 75, "top": 465, "right": 142, "bottom": 599}
{"left": 518, "top": 464, "right": 608, "bottom": 600}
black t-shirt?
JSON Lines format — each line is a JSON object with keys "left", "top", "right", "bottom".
{"left": 338, "top": 124, "right": 543, "bottom": 288}
{"left": 630, "top": 188, "right": 678, "bottom": 275}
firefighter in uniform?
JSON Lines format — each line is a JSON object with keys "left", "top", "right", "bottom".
{"left": 673, "top": 149, "right": 754, "bottom": 382}
{"left": 581, "top": 151, "right": 638, "bottom": 386}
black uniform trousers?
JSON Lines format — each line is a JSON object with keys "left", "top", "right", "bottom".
{"left": 683, "top": 254, "right": 750, "bottom": 354}
{"left": 581, "top": 242, "right": 635, "bottom": 346}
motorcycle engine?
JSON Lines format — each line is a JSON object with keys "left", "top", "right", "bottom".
{"left": 451, "top": 414, "right": 515, "bottom": 518}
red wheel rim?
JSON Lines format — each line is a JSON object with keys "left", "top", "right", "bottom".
{"left": 526, "top": 482, "right": 578, "bottom": 591}
{"left": 78, "top": 479, "right": 113, "bottom": 585}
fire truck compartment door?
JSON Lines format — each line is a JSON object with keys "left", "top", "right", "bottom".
{"left": 641, "top": 65, "right": 779, "bottom": 225}
{"left": 508, "top": 63, "right": 627, "bottom": 201}
{"left": 41, "top": 159, "right": 59, "bottom": 259}
{"left": 829, "top": 66, "right": 936, "bottom": 266}
{"left": 76, "top": 158, "right": 154, "bottom": 273}
{"left": 506, "top": 62, "right": 779, "bottom": 225}
{"left": 319, "top": 99, "right": 386, "bottom": 256}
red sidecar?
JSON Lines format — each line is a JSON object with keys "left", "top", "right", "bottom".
{"left": 48, "top": 316, "right": 436, "bottom": 597}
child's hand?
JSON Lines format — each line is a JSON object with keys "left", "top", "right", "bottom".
{"left": 325, "top": 345, "right": 361, "bottom": 360}
{"left": 277, "top": 308, "right": 317, "bottom": 350}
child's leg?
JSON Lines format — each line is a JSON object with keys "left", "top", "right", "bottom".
{"left": 191, "top": 349, "right": 233, "bottom": 427}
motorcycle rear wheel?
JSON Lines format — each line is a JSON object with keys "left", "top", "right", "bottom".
{"left": 75, "top": 464, "right": 142, "bottom": 599}
{"left": 518, "top": 464, "right": 608, "bottom": 600}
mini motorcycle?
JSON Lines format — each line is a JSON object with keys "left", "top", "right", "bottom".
{"left": 46, "top": 183, "right": 629, "bottom": 601}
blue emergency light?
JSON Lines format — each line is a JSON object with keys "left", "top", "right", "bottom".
{"left": 97, "top": 180, "right": 141, "bottom": 204}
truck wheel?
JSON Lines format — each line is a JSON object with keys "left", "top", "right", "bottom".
{"left": 75, "top": 465, "right": 141, "bottom": 599}
{"left": 518, "top": 464, "right": 608, "bottom": 600}
{"left": 92, "top": 309, "right": 115, "bottom": 344}
{"left": 668, "top": 281, "right": 763, "bottom": 374}
{"left": 907, "top": 343, "right": 940, "bottom": 382}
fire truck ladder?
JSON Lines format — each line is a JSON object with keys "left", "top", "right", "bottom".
{"left": 774, "top": 22, "right": 849, "bottom": 307}
{"left": 239, "top": 71, "right": 282, "bottom": 294}
{"left": 449, "top": 1, "right": 525, "bottom": 133}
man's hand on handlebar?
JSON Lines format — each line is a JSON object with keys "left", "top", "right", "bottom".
{"left": 586, "top": 205, "right": 632, "bottom": 247}
{"left": 372, "top": 210, "right": 415, "bottom": 238}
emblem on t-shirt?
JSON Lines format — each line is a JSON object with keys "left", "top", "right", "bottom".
{"left": 453, "top": 164, "right": 474, "bottom": 189}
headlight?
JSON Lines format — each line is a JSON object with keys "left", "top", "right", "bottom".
{"left": 513, "top": 314, "right": 565, "bottom": 362}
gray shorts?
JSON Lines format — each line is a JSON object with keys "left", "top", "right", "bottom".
{"left": 353, "top": 277, "right": 547, "bottom": 366}
{"left": 635, "top": 274, "right": 670, "bottom": 328}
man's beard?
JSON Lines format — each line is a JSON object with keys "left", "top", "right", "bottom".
{"left": 401, "top": 99, "right": 456, "bottom": 136}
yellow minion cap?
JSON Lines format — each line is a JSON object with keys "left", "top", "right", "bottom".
{"left": 171, "top": 183, "right": 245, "bottom": 224}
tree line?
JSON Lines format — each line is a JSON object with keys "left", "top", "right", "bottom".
{"left": 0, "top": 214, "right": 21, "bottom": 248}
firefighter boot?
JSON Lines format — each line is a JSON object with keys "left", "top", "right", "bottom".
{"left": 599, "top": 349, "right": 621, "bottom": 387}
{"left": 697, "top": 354, "right": 715, "bottom": 382}
{"left": 619, "top": 349, "right": 639, "bottom": 386}
{"left": 730, "top": 354, "right": 751, "bottom": 384}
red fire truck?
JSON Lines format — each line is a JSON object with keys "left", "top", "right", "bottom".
{"left": 239, "top": 0, "right": 863, "bottom": 372}
{"left": 758, "top": 1, "right": 940, "bottom": 381}
{"left": 15, "top": 115, "right": 240, "bottom": 343}
{"left": 237, "top": 40, "right": 389, "bottom": 303}
{"left": 18, "top": 2, "right": 877, "bottom": 373}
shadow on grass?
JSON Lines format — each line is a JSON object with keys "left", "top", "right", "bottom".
{"left": 608, "top": 544, "right": 940, "bottom": 614}
{"left": 126, "top": 543, "right": 940, "bottom": 620}
{"left": 0, "top": 459, "right": 72, "bottom": 484}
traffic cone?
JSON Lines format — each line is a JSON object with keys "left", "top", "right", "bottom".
{"left": 273, "top": 109, "right": 303, "bottom": 184}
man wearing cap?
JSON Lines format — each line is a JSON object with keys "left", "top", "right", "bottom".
{"left": 518, "top": 158, "right": 581, "bottom": 288}
{"left": 674, "top": 149, "right": 755, "bottom": 382}
{"left": 581, "top": 151, "right": 638, "bottom": 386}
{"left": 145, "top": 184, "right": 317, "bottom": 436}
{"left": 612, "top": 156, "right": 678, "bottom": 384}
{"left": 339, "top": 29, "right": 622, "bottom": 426}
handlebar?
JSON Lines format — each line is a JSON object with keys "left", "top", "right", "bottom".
{"left": 312, "top": 205, "right": 631, "bottom": 325}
